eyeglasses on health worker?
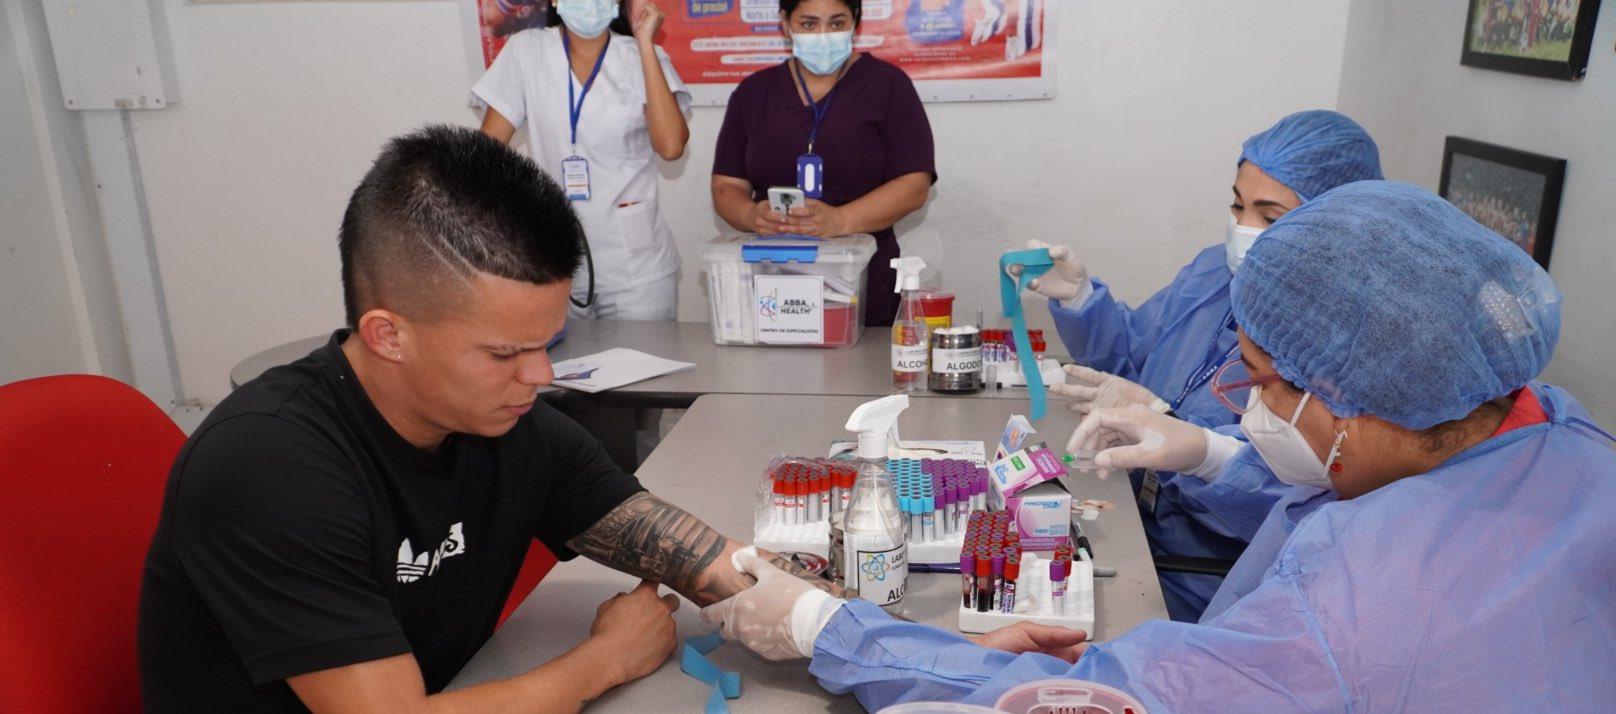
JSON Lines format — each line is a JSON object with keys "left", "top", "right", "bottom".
{"left": 710, "top": 0, "right": 937, "bottom": 326}
{"left": 1017, "top": 110, "right": 1384, "bottom": 622}
{"left": 701, "top": 181, "right": 1616, "bottom": 712}
{"left": 476, "top": 0, "right": 690, "bottom": 320}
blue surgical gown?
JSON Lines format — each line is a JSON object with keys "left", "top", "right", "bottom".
{"left": 811, "top": 383, "right": 1616, "bottom": 712}
{"left": 1050, "top": 244, "right": 1283, "bottom": 619}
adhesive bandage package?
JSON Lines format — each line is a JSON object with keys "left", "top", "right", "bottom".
{"left": 703, "top": 233, "right": 876, "bottom": 347}
{"left": 753, "top": 455, "right": 991, "bottom": 564}
{"left": 956, "top": 510, "right": 1093, "bottom": 634}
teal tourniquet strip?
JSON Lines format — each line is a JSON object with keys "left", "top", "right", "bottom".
{"left": 998, "top": 248, "right": 1055, "bottom": 420}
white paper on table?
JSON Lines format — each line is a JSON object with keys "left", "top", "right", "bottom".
{"left": 826, "top": 440, "right": 987, "bottom": 463}
{"left": 549, "top": 348, "right": 696, "bottom": 394}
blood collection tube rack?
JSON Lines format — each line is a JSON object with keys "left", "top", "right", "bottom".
{"left": 957, "top": 551, "right": 1094, "bottom": 635}
{"left": 754, "top": 456, "right": 988, "bottom": 564}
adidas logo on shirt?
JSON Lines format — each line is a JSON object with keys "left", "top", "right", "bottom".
{"left": 396, "top": 522, "right": 467, "bottom": 583}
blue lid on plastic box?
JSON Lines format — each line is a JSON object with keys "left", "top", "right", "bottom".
{"left": 742, "top": 238, "right": 820, "bottom": 264}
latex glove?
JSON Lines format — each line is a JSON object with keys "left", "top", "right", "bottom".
{"left": 1066, "top": 405, "right": 1241, "bottom": 480}
{"left": 699, "top": 549, "right": 846, "bottom": 660}
{"left": 1006, "top": 239, "right": 1090, "bottom": 303}
{"left": 1050, "top": 364, "right": 1170, "bottom": 415}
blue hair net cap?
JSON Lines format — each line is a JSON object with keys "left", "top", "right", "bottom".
{"left": 1231, "top": 181, "right": 1561, "bottom": 430}
{"left": 1239, "top": 110, "right": 1383, "bottom": 202}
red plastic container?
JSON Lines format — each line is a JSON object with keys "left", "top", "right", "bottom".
{"left": 918, "top": 290, "right": 955, "bottom": 331}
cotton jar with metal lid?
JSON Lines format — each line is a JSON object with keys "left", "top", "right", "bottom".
{"left": 929, "top": 326, "right": 984, "bottom": 393}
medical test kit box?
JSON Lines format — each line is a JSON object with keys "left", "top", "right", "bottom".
{"left": 988, "top": 441, "right": 1072, "bottom": 551}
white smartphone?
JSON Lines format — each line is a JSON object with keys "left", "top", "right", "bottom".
{"left": 767, "top": 186, "right": 805, "bottom": 215}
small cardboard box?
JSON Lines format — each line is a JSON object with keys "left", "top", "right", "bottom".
{"left": 1006, "top": 480, "right": 1071, "bottom": 551}
{"left": 989, "top": 442, "right": 1067, "bottom": 507}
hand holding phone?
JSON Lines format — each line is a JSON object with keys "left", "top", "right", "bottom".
{"left": 767, "top": 186, "right": 806, "bottom": 216}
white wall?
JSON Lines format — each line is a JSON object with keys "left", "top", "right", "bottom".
{"left": 128, "top": 0, "right": 1350, "bottom": 402}
{"left": 1337, "top": 0, "right": 1616, "bottom": 427}
{"left": 0, "top": 0, "right": 129, "bottom": 385}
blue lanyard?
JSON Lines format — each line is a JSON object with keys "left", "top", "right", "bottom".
{"left": 1170, "top": 310, "right": 1239, "bottom": 410}
{"left": 562, "top": 31, "right": 611, "bottom": 152}
{"left": 791, "top": 60, "right": 843, "bottom": 155}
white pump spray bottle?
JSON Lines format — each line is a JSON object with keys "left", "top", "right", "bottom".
{"left": 839, "top": 394, "right": 911, "bottom": 611}
{"left": 890, "top": 257, "right": 930, "bottom": 392}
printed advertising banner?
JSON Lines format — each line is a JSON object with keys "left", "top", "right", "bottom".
{"left": 460, "top": 0, "right": 1056, "bottom": 106}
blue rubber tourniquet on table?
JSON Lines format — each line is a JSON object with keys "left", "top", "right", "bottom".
{"left": 999, "top": 248, "right": 1054, "bottom": 420}
{"left": 681, "top": 632, "right": 740, "bottom": 712}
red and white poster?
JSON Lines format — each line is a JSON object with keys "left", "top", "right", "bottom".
{"left": 461, "top": 0, "right": 1057, "bottom": 106}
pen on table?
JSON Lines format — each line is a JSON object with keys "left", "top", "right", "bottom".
{"left": 909, "top": 563, "right": 962, "bottom": 573}
{"left": 1071, "top": 520, "right": 1114, "bottom": 576}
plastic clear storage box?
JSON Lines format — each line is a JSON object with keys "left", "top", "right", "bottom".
{"left": 703, "top": 233, "right": 876, "bottom": 347}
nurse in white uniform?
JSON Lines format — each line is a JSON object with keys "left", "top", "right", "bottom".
{"left": 476, "top": 0, "right": 691, "bottom": 320}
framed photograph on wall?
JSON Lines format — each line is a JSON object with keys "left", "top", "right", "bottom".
{"left": 1439, "top": 137, "right": 1566, "bottom": 269}
{"left": 1461, "top": 0, "right": 1604, "bottom": 79}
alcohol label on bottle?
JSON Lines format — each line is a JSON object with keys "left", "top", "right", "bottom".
{"left": 847, "top": 541, "right": 907, "bottom": 606}
{"left": 892, "top": 344, "right": 929, "bottom": 373}
{"left": 932, "top": 346, "right": 983, "bottom": 374}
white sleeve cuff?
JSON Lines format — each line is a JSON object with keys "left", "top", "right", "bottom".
{"left": 1057, "top": 280, "right": 1094, "bottom": 310}
{"left": 790, "top": 588, "right": 846, "bottom": 658}
{"left": 1187, "top": 429, "right": 1243, "bottom": 481}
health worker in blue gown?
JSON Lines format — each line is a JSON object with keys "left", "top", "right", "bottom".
{"left": 1028, "top": 110, "right": 1384, "bottom": 621}
{"left": 702, "top": 181, "right": 1616, "bottom": 713}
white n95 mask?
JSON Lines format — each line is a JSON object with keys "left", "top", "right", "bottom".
{"left": 557, "top": 0, "right": 617, "bottom": 38}
{"left": 1239, "top": 387, "right": 1344, "bottom": 491}
{"left": 1225, "top": 214, "right": 1265, "bottom": 273}
{"left": 793, "top": 31, "right": 855, "bottom": 76}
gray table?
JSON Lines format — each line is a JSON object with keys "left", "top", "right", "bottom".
{"left": 447, "top": 394, "right": 1167, "bottom": 711}
{"left": 230, "top": 321, "right": 1057, "bottom": 404}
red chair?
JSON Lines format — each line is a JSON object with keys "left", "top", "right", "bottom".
{"left": 0, "top": 375, "right": 185, "bottom": 714}
{"left": 498, "top": 542, "right": 559, "bottom": 629}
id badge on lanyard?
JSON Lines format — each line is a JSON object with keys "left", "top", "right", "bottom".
{"left": 792, "top": 61, "right": 840, "bottom": 200}
{"left": 562, "top": 155, "right": 591, "bottom": 201}
{"left": 562, "top": 31, "right": 609, "bottom": 202}
{"left": 797, "top": 155, "right": 824, "bottom": 199}
{"left": 1137, "top": 468, "right": 1161, "bottom": 515}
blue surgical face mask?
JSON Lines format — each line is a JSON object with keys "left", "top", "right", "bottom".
{"left": 557, "top": 0, "right": 616, "bottom": 39}
{"left": 792, "top": 30, "right": 855, "bottom": 76}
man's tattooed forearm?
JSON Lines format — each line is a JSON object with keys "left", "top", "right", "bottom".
{"left": 567, "top": 493, "right": 729, "bottom": 602}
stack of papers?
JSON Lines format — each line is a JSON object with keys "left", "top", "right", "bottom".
{"left": 550, "top": 348, "right": 696, "bottom": 393}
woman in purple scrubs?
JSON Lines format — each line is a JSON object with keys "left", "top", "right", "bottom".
{"left": 710, "top": 0, "right": 937, "bottom": 326}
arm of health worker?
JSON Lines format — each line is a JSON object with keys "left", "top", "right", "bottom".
{"left": 711, "top": 172, "right": 932, "bottom": 238}
{"left": 630, "top": 1, "right": 689, "bottom": 161}
{"left": 1049, "top": 247, "right": 1228, "bottom": 383}
{"left": 565, "top": 491, "right": 848, "bottom": 605}
{"left": 781, "top": 172, "right": 932, "bottom": 238}
{"left": 814, "top": 509, "right": 1379, "bottom": 712}
{"left": 288, "top": 581, "right": 680, "bottom": 714}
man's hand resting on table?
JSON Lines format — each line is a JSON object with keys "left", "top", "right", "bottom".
{"left": 970, "top": 622, "right": 1089, "bottom": 663}
{"left": 584, "top": 580, "right": 681, "bottom": 686}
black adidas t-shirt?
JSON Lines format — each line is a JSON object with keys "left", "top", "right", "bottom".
{"left": 138, "top": 331, "right": 644, "bottom": 712}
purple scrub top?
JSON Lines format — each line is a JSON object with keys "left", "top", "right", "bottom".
{"left": 713, "top": 54, "right": 937, "bottom": 326}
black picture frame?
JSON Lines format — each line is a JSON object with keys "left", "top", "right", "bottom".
{"left": 1439, "top": 137, "right": 1566, "bottom": 269}
{"left": 1461, "top": 0, "right": 1604, "bottom": 80}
